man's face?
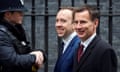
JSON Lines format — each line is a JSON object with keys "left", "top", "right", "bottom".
{"left": 5, "top": 11, "right": 24, "bottom": 24}
{"left": 73, "top": 10, "right": 98, "bottom": 41}
{"left": 55, "top": 9, "right": 73, "bottom": 38}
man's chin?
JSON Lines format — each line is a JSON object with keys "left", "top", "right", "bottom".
{"left": 78, "top": 35, "right": 84, "bottom": 39}
{"left": 14, "top": 21, "right": 22, "bottom": 25}
{"left": 58, "top": 34, "right": 64, "bottom": 37}
{"left": 18, "top": 22, "right": 22, "bottom": 24}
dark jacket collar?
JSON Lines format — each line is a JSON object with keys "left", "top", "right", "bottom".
{"left": 0, "top": 19, "right": 27, "bottom": 42}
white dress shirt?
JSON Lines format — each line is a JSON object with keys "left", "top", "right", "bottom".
{"left": 81, "top": 33, "right": 96, "bottom": 52}
{"left": 62, "top": 32, "right": 77, "bottom": 53}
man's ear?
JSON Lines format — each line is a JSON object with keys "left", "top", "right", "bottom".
{"left": 4, "top": 11, "right": 11, "bottom": 18}
{"left": 94, "top": 18, "right": 99, "bottom": 28}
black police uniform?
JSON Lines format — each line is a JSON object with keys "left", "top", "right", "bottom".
{"left": 0, "top": 0, "right": 46, "bottom": 72}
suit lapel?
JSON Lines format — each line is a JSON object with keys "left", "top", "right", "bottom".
{"left": 60, "top": 36, "right": 80, "bottom": 65}
{"left": 76, "top": 36, "right": 100, "bottom": 70}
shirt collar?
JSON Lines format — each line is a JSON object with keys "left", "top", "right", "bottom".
{"left": 81, "top": 33, "right": 96, "bottom": 49}
{"left": 62, "top": 32, "right": 77, "bottom": 53}
{"left": 62, "top": 32, "right": 77, "bottom": 45}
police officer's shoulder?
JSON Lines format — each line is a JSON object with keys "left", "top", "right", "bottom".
{"left": 0, "top": 25, "right": 16, "bottom": 40}
{"left": 0, "top": 25, "right": 8, "bottom": 33}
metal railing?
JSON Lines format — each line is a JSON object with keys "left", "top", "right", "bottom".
{"left": 24, "top": 0, "right": 120, "bottom": 72}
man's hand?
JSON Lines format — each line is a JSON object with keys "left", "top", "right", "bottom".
{"left": 30, "top": 51, "right": 44, "bottom": 68}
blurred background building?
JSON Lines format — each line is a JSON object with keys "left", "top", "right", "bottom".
{"left": 23, "top": 0, "right": 120, "bottom": 72}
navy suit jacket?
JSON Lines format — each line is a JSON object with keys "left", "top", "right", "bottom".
{"left": 73, "top": 36, "right": 117, "bottom": 72}
{"left": 54, "top": 35, "right": 80, "bottom": 72}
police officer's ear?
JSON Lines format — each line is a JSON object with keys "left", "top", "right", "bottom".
{"left": 4, "top": 11, "right": 12, "bottom": 19}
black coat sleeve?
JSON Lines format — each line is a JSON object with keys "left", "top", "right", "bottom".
{"left": 0, "top": 30, "right": 36, "bottom": 69}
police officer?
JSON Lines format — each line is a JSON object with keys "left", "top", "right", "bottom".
{"left": 0, "top": 0, "right": 45, "bottom": 72}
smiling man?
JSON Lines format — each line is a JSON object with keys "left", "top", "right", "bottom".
{"left": 54, "top": 7, "right": 80, "bottom": 72}
{"left": 73, "top": 4, "right": 117, "bottom": 72}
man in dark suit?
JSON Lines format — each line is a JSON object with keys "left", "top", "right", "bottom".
{"left": 54, "top": 7, "right": 80, "bottom": 72}
{"left": 73, "top": 4, "right": 117, "bottom": 72}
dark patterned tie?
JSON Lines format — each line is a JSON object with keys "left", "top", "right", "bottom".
{"left": 59, "top": 42, "right": 64, "bottom": 55}
{"left": 77, "top": 44, "right": 84, "bottom": 62}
